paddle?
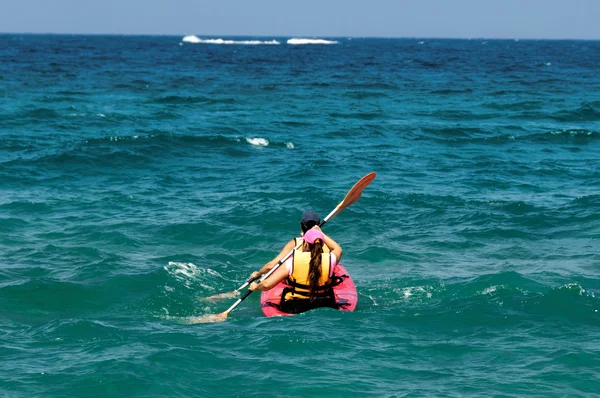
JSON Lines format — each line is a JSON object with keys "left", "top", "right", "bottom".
{"left": 190, "top": 172, "right": 376, "bottom": 323}
{"left": 203, "top": 172, "right": 377, "bottom": 302}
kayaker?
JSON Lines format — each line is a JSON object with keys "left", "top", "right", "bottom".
{"left": 248, "top": 225, "right": 343, "bottom": 313}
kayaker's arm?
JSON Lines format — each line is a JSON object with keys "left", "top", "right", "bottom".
{"left": 250, "top": 239, "right": 296, "bottom": 279}
{"left": 249, "top": 263, "right": 288, "bottom": 291}
{"left": 323, "top": 233, "right": 342, "bottom": 262}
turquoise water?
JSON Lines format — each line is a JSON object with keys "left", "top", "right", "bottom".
{"left": 1, "top": 34, "right": 599, "bottom": 397}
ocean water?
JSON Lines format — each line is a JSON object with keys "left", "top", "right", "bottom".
{"left": 1, "top": 34, "right": 599, "bottom": 397}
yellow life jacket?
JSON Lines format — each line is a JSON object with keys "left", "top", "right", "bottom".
{"left": 284, "top": 250, "right": 332, "bottom": 301}
{"left": 294, "top": 237, "right": 330, "bottom": 253}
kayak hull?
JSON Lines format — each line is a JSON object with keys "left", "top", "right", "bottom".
{"left": 260, "top": 263, "right": 357, "bottom": 317}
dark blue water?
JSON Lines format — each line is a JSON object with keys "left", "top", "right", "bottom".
{"left": 1, "top": 34, "right": 599, "bottom": 397}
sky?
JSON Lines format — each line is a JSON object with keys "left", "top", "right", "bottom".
{"left": 1, "top": 0, "right": 599, "bottom": 39}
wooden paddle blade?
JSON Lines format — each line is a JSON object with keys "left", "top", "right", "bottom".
{"left": 188, "top": 311, "right": 229, "bottom": 324}
{"left": 341, "top": 172, "right": 376, "bottom": 208}
{"left": 323, "top": 172, "right": 376, "bottom": 223}
{"left": 201, "top": 290, "right": 240, "bottom": 301}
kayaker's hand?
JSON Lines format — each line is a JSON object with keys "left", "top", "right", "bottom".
{"left": 249, "top": 282, "right": 259, "bottom": 291}
{"left": 250, "top": 271, "right": 260, "bottom": 280}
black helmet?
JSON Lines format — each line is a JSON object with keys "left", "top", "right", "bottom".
{"left": 300, "top": 210, "right": 320, "bottom": 233}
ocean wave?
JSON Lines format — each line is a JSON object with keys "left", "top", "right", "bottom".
{"left": 182, "top": 35, "right": 280, "bottom": 45}
{"left": 0, "top": 200, "right": 53, "bottom": 214}
{"left": 413, "top": 59, "right": 441, "bottom": 68}
{"left": 418, "top": 109, "right": 497, "bottom": 121}
{"left": 528, "top": 129, "right": 599, "bottom": 144}
{"left": 22, "top": 107, "right": 61, "bottom": 120}
{"left": 29, "top": 319, "right": 123, "bottom": 341}
{"left": 418, "top": 126, "right": 490, "bottom": 141}
{"left": 343, "top": 91, "right": 390, "bottom": 99}
{"left": 481, "top": 100, "right": 545, "bottom": 111}
{"left": 551, "top": 103, "right": 600, "bottom": 122}
{"left": 287, "top": 38, "right": 338, "bottom": 45}
{"left": 39, "top": 95, "right": 91, "bottom": 104}
{"left": 85, "top": 133, "right": 288, "bottom": 152}
{"left": 414, "top": 126, "right": 598, "bottom": 145}
{"left": 571, "top": 194, "right": 600, "bottom": 207}
{"left": 0, "top": 217, "right": 30, "bottom": 232}
{"left": 430, "top": 88, "right": 473, "bottom": 95}
{"left": 150, "top": 94, "right": 210, "bottom": 104}
{"left": 1, "top": 279, "right": 100, "bottom": 314}
{"left": 148, "top": 94, "right": 238, "bottom": 106}
{"left": 347, "top": 82, "right": 398, "bottom": 90}
{"left": 328, "top": 111, "right": 385, "bottom": 120}
{"left": 2, "top": 133, "right": 297, "bottom": 168}
{"left": 366, "top": 272, "right": 600, "bottom": 325}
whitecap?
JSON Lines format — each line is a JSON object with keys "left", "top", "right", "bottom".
{"left": 182, "top": 35, "right": 202, "bottom": 43}
{"left": 182, "top": 35, "right": 279, "bottom": 45}
{"left": 285, "top": 142, "right": 294, "bottom": 149}
{"left": 287, "top": 38, "right": 338, "bottom": 45}
{"left": 246, "top": 137, "right": 269, "bottom": 146}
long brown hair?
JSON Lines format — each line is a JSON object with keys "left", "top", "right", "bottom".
{"left": 308, "top": 238, "right": 324, "bottom": 301}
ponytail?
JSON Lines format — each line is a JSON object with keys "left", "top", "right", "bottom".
{"left": 308, "top": 238, "right": 324, "bottom": 301}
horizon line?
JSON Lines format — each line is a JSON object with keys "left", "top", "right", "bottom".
{"left": 1, "top": 31, "right": 599, "bottom": 41}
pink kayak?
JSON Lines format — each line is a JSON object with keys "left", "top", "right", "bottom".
{"left": 260, "top": 263, "right": 357, "bottom": 317}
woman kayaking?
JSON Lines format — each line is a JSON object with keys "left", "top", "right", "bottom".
{"left": 194, "top": 173, "right": 374, "bottom": 322}
{"left": 248, "top": 225, "right": 343, "bottom": 314}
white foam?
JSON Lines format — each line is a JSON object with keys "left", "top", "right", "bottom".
{"left": 366, "top": 294, "right": 378, "bottom": 306}
{"left": 481, "top": 285, "right": 499, "bottom": 295}
{"left": 182, "top": 35, "right": 279, "bottom": 45}
{"left": 182, "top": 35, "right": 202, "bottom": 43}
{"left": 164, "top": 261, "right": 200, "bottom": 279}
{"left": 559, "top": 282, "right": 587, "bottom": 295}
{"left": 246, "top": 137, "right": 269, "bottom": 146}
{"left": 401, "top": 286, "right": 431, "bottom": 299}
{"left": 287, "top": 38, "right": 338, "bottom": 45}
{"left": 163, "top": 261, "right": 224, "bottom": 290}
{"left": 285, "top": 142, "right": 294, "bottom": 149}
